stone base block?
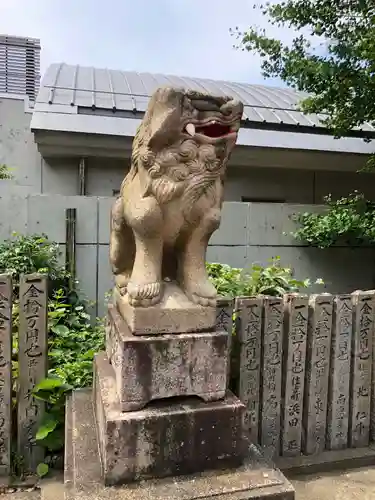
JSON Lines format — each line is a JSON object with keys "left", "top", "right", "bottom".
{"left": 113, "top": 282, "right": 216, "bottom": 334}
{"left": 93, "top": 353, "right": 246, "bottom": 486}
{"left": 106, "top": 305, "right": 228, "bottom": 411}
{"left": 65, "top": 389, "right": 295, "bottom": 499}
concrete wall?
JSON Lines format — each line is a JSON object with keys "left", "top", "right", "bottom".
{"left": 2, "top": 95, "right": 375, "bottom": 203}
{"left": 1, "top": 187, "right": 374, "bottom": 318}
{"left": 0, "top": 96, "right": 79, "bottom": 195}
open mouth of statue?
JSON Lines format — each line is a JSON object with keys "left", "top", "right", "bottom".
{"left": 184, "top": 121, "right": 234, "bottom": 139}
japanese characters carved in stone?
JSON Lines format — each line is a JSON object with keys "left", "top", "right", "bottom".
{"left": 110, "top": 87, "right": 243, "bottom": 307}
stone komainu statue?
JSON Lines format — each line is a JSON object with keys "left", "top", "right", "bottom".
{"left": 110, "top": 87, "right": 243, "bottom": 307}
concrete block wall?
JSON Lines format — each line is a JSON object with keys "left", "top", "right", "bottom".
{"left": 1, "top": 186, "right": 374, "bottom": 318}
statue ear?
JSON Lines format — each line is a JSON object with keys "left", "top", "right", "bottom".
{"left": 145, "top": 88, "right": 184, "bottom": 150}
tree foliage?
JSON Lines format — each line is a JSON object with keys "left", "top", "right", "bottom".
{"left": 232, "top": 1, "right": 375, "bottom": 247}
{"left": 232, "top": 0, "right": 375, "bottom": 139}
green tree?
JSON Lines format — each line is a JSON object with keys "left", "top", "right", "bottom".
{"left": 232, "top": 0, "right": 375, "bottom": 144}
{"left": 231, "top": 1, "right": 375, "bottom": 247}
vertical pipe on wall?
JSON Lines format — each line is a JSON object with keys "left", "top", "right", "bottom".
{"left": 65, "top": 208, "right": 77, "bottom": 291}
{"left": 78, "top": 157, "right": 87, "bottom": 195}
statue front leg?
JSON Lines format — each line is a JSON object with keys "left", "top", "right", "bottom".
{"left": 180, "top": 208, "right": 221, "bottom": 307}
{"left": 110, "top": 197, "right": 135, "bottom": 295}
{"left": 125, "top": 196, "right": 163, "bottom": 307}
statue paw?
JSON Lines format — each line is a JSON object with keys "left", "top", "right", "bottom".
{"left": 117, "top": 284, "right": 127, "bottom": 296}
{"left": 115, "top": 274, "right": 130, "bottom": 296}
{"left": 189, "top": 293, "right": 217, "bottom": 308}
{"left": 184, "top": 280, "right": 217, "bottom": 308}
{"left": 127, "top": 281, "right": 162, "bottom": 307}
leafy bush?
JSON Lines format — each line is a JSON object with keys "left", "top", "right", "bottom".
{"left": 0, "top": 233, "right": 105, "bottom": 476}
{"left": 47, "top": 289, "right": 105, "bottom": 387}
{"left": 290, "top": 192, "right": 375, "bottom": 248}
{"left": 0, "top": 233, "right": 69, "bottom": 293}
{"left": 0, "top": 163, "right": 14, "bottom": 180}
{"left": 30, "top": 290, "right": 105, "bottom": 475}
{"left": 207, "top": 257, "right": 323, "bottom": 298}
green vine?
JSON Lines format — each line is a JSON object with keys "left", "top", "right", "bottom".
{"left": 290, "top": 191, "right": 375, "bottom": 248}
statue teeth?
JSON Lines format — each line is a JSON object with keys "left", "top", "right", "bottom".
{"left": 186, "top": 123, "right": 195, "bottom": 136}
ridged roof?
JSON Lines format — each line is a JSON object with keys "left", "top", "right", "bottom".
{"left": 36, "top": 62, "right": 333, "bottom": 129}
{"left": 34, "top": 63, "right": 375, "bottom": 135}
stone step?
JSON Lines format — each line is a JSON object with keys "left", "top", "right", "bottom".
{"left": 64, "top": 389, "right": 295, "bottom": 499}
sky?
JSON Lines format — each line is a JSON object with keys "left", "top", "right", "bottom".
{"left": 0, "top": 0, "right": 297, "bottom": 86}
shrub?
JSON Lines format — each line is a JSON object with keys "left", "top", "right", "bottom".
{"left": 207, "top": 257, "right": 323, "bottom": 298}
{"left": 0, "top": 164, "right": 14, "bottom": 180}
{"left": 0, "top": 233, "right": 105, "bottom": 476}
{"left": 290, "top": 192, "right": 375, "bottom": 248}
{"left": 0, "top": 233, "right": 69, "bottom": 294}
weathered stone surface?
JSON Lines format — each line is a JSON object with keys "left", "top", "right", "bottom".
{"left": 281, "top": 293, "right": 308, "bottom": 457}
{"left": 94, "top": 352, "right": 246, "bottom": 486}
{"left": 260, "top": 296, "right": 284, "bottom": 457}
{"left": 109, "top": 87, "right": 243, "bottom": 310}
{"left": 303, "top": 294, "right": 333, "bottom": 455}
{"left": 114, "top": 283, "right": 216, "bottom": 334}
{"left": 216, "top": 297, "right": 234, "bottom": 334}
{"left": 65, "top": 388, "right": 295, "bottom": 500}
{"left": 327, "top": 294, "right": 352, "bottom": 450}
{"left": 106, "top": 304, "right": 228, "bottom": 411}
{"left": 350, "top": 290, "right": 374, "bottom": 448}
{"left": 18, "top": 274, "right": 48, "bottom": 473}
{"left": 236, "top": 296, "right": 263, "bottom": 445}
{"left": 216, "top": 297, "right": 234, "bottom": 385}
{"left": 0, "top": 275, "right": 12, "bottom": 477}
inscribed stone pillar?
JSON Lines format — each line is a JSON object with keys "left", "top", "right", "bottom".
{"left": 216, "top": 297, "right": 234, "bottom": 385}
{"left": 18, "top": 274, "right": 48, "bottom": 473}
{"left": 0, "top": 274, "right": 13, "bottom": 477}
{"left": 326, "top": 295, "right": 352, "bottom": 450}
{"left": 350, "top": 290, "right": 374, "bottom": 448}
{"left": 260, "top": 296, "right": 284, "bottom": 457}
{"left": 281, "top": 293, "right": 308, "bottom": 457}
{"left": 303, "top": 294, "right": 333, "bottom": 455}
{"left": 236, "top": 296, "right": 263, "bottom": 445}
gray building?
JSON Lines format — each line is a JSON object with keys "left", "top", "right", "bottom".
{"left": 0, "top": 34, "right": 41, "bottom": 101}
{"left": 1, "top": 62, "right": 375, "bottom": 315}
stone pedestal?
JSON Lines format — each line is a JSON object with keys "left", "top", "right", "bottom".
{"left": 113, "top": 283, "right": 216, "bottom": 334}
{"left": 106, "top": 303, "right": 228, "bottom": 411}
{"left": 67, "top": 281, "right": 295, "bottom": 499}
{"left": 91, "top": 296, "right": 247, "bottom": 488}
{"left": 94, "top": 353, "right": 246, "bottom": 485}
{"left": 64, "top": 389, "right": 295, "bottom": 500}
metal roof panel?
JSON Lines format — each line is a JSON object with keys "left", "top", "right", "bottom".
{"left": 35, "top": 63, "right": 374, "bottom": 135}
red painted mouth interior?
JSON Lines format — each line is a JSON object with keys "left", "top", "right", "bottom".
{"left": 196, "top": 123, "right": 232, "bottom": 138}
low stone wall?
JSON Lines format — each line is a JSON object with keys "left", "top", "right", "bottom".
{"left": 216, "top": 291, "right": 375, "bottom": 459}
